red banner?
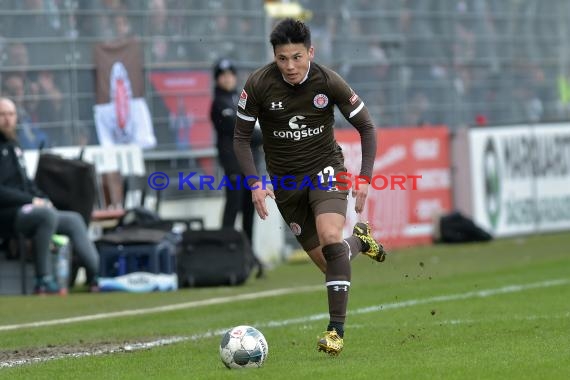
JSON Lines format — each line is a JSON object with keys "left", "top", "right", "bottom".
{"left": 149, "top": 71, "right": 213, "bottom": 150}
{"left": 336, "top": 126, "right": 452, "bottom": 250}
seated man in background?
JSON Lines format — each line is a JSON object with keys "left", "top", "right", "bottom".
{"left": 0, "top": 97, "right": 100, "bottom": 294}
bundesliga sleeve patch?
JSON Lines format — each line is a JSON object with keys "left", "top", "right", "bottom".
{"left": 238, "top": 89, "right": 248, "bottom": 110}
{"left": 349, "top": 92, "right": 359, "bottom": 105}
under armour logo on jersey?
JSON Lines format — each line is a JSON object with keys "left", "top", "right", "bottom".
{"left": 269, "top": 101, "right": 284, "bottom": 110}
{"left": 332, "top": 285, "right": 348, "bottom": 292}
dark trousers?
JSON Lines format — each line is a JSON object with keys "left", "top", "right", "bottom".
{"left": 15, "top": 206, "right": 99, "bottom": 283}
{"left": 221, "top": 175, "right": 263, "bottom": 276}
{"left": 222, "top": 174, "right": 254, "bottom": 244}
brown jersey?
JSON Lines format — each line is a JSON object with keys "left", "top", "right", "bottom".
{"left": 234, "top": 61, "right": 376, "bottom": 182}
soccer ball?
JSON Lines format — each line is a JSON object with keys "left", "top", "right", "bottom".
{"left": 219, "top": 325, "right": 268, "bottom": 369}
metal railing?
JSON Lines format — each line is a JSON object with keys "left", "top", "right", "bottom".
{"left": 1, "top": 0, "right": 569, "bottom": 178}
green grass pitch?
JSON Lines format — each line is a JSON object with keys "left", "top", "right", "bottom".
{"left": 1, "top": 232, "right": 569, "bottom": 379}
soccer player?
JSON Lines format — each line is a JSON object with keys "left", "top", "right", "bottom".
{"left": 233, "top": 18, "right": 387, "bottom": 355}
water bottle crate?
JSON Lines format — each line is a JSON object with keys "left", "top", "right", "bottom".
{"left": 98, "top": 241, "right": 177, "bottom": 278}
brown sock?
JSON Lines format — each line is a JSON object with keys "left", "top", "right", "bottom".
{"left": 344, "top": 236, "right": 363, "bottom": 261}
{"left": 322, "top": 242, "right": 351, "bottom": 324}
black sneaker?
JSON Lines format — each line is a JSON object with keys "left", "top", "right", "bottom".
{"left": 34, "top": 276, "right": 66, "bottom": 296}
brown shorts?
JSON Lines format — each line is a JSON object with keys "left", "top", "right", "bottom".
{"left": 274, "top": 172, "right": 349, "bottom": 251}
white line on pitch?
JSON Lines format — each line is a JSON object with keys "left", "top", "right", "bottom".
{"left": 0, "top": 285, "right": 323, "bottom": 332}
{"left": 257, "top": 278, "right": 570, "bottom": 327}
{"left": 435, "top": 312, "right": 570, "bottom": 326}
{"left": 1, "top": 278, "right": 568, "bottom": 332}
{"left": 1, "top": 278, "right": 568, "bottom": 369}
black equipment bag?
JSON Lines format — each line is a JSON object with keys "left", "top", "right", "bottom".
{"left": 177, "top": 219, "right": 254, "bottom": 287}
{"left": 35, "top": 152, "right": 97, "bottom": 225}
{"left": 439, "top": 211, "right": 493, "bottom": 243}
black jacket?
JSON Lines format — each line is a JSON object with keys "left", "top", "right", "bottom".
{"left": 0, "top": 133, "right": 46, "bottom": 232}
{"left": 210, "top": 86, "right": 261, "bottom": 176}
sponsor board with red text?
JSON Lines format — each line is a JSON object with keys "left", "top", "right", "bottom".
{"left": 336, "top": 126, "right": 452, "bottom": 249}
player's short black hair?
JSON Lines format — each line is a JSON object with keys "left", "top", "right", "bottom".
{"left": 269, "top": 18, "right": 311, "bottom": 50}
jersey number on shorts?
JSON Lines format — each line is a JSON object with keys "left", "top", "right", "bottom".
{"left": 317, "top": 166, "right": 335, "bottom": 184}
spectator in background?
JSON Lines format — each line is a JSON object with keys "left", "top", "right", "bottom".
{"left": 404, "top": 91, "right": 431, "bottom": 126}
{"left": 77, "top": 0, "right": 133, "bottom": 40}
{"left": 5, "top": 42, "right": 67, "bottom": 146}
{"left": 35, "top": 70, "right": 67, "bottom": 146}
{"left": 5, "top": 42, "right": 35, "bottom": 83}
{"left": 2, "top": 42, "right": 55, "bottom": 149}
{"left": 5, "top": 43, "right": 40, "bottom": 120}
{"left": 8, "top": 0, "right": 62, "bottom": 40}
{"left": 210, "top": 58, "right": 264, "bottom": 278}
{"left": 169, "top": 96, "right": 193, "bottom": 150}
{"left": 76, "top": 0, "right": 115, "bottom": 39}
{"left": 113, "top": 12, "right": 134, "bottom": 39}
{"left": 7, "top": 0, "right": 64, "bottom": 66}
{"left": 234, "top": 18, "right": 263, "bottom": 63}
{"left": 35, "top": 70, "right": 64, "bottom": 125}
{"left": 113, "top": 6, "right": 135, "bottom": 40}
{"left": 341, "top": 41, "right": 390, "bottom": 127}
{"left": 2, "top": 73, "right": 48, "bottom": 149}
{"left": 148, "top": 0, "right": 185, "bottom": 63}
{"left": 0, "top": 97, "right": 100, "bottom": 294}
